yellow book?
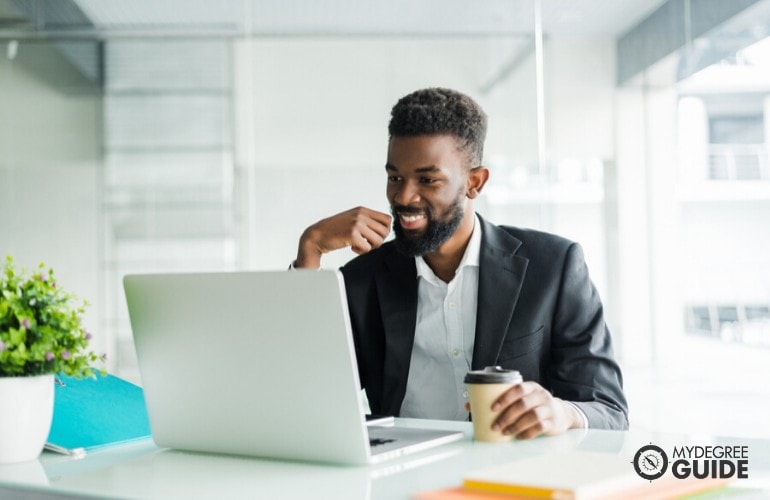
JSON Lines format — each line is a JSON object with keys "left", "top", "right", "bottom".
{"left": 463, "top": 452, "right": 731, "bottom": 499}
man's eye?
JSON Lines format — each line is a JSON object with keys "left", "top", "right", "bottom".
{"left": 388, "top": 176, "right": 402, "bottom": 182}
{"left": 420, "top": 177, "right": 437, "bottom": 184}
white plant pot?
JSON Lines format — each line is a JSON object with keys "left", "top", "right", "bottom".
{"left": 0, "top": 374, "right": 55, "bottom": 464}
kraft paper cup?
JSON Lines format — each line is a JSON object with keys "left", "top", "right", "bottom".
{"left": 465, "top": 366, "right": 523, "bottom": 442}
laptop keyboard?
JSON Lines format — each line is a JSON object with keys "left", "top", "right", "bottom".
{"left": 369, "top": 438, "right": 396, "bottom": 447}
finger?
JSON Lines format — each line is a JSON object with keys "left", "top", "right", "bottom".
{"left": 350, "top": 207, "right": 392, "bottom": 231}
{"left": 493, "top": 389, "right": 550, "bottom": 432}
{"left": 504, "top": 406, "right": 551, "bottom": 439}
{"left": 350, "top": 234, "right": 373, "bottom": 255}
{"left": 512, "top": 417, "right": 547, "bottom": 440}
{"left": 363, "top": 214, "right": 392, "bottom": 239}
{"left": 362, "top": 208, "right": 393, "bottom": 228}
{"left": 348, "top": 207, "right": 391, "bottom": 240}
{"left": 359, "top": 225, "right": 387, "bottom": 249}
{"left": 491, "top": 382, "right": 529, "bottom": 412}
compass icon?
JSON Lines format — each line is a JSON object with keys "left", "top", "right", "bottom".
{"left": 633, "top": 444, "right": 668, "bottom": 480}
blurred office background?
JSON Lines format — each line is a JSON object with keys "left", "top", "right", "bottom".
{"left": 1, "top": 0, "right": 769, "bottom": 438}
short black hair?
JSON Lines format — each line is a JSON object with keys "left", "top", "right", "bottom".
{"left": 388, "top": 88, "right": 487, "bottom": 166}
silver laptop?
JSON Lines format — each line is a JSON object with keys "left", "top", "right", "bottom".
{"left": 124, "top": 270, "right": 463, "bottom": 465}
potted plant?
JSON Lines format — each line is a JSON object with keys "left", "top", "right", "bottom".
{"left": 0, "top": 256, "right": 103, "bottom": 463}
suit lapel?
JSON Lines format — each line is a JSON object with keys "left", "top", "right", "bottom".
{"left": 472, "top": 217, "right": 528, "bottom": 369}
{"left": 375, "top": 249, "right": 418, "bottom": 415}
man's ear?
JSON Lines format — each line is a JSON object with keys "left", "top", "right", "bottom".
{"left": 466, "top": 166, "right": 490, "bottom": 199}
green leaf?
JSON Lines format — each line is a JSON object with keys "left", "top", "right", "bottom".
{"left": 1, "top": 255, "right": 103, "bottom": 378}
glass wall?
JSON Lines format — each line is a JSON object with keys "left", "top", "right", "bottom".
{"left": 101, "top": 39, "right": 236, "bottom": 373}
{"left": 1, "top": 1, "right": 544, "bottom": 381}
{"left": 616, "top": 0, "right": 770, "bottom": 437}
{"left": 3, "top": 0, "right": 769, "bottom": 437}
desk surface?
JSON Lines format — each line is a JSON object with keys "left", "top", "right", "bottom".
{"left": 1, "top": 419, "right": 769, "bottom": 499}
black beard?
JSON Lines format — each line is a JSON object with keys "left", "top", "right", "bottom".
{"left": 392, "top": 199, "right": 464, "bottom": 257}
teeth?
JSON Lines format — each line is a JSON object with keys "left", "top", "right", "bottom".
{"left": 400, "top": 214, "right": 425, "bottom": 223}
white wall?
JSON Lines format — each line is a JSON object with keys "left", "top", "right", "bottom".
{"left": 0, "top": 41, "right": 105, "bottom": 358}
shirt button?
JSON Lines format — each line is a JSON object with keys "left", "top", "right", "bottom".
{"left": 463, "top": 390, "right": 469, "bottom": 398}
{"left": 452, "top": 349, "right": 460, "bottom": 357}
{"left": 448, "top": 302, "right": 457, "bottom": 309}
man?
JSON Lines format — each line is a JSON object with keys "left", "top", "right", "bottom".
{"left": 294, "top": 88, "right": 628, "bottom": 438}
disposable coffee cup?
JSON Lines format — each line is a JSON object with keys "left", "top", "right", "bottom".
{"left": 464, "top": 366, "right": 523, "bottom": 442}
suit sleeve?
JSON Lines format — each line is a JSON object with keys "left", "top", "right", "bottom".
{"left": 549, "top": 243, "right": 629, "bottom": 430}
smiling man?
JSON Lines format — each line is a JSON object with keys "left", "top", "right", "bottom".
{"left": 293, "top": 88, "right": 628, "bottom": 437}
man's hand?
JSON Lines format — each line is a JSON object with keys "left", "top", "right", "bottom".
{"left": 294, "top": 207, "right": 392, "bottom": 269}
{"left": 488, "top": 382, "right": 583, "bottom": 439}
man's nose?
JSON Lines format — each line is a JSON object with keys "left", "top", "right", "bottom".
{"left": 393, "top": 180, "right": 421, "bottom": 206}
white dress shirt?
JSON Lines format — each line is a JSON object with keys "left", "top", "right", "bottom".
{"left": 397, "top": 214, "right": 588, "bottom": 427}
{"left": 399, "top": 215, "right": 482, "bottom": 420}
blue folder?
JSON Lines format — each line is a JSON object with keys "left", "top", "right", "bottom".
{"left": 46, "top": 374, "right": 152, "bottom": 456}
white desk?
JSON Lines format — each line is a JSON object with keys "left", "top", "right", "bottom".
{"left": 1, "top": 419, "right": 769, "bottom": 499}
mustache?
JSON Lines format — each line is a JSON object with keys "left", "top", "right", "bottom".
{"left": 391, "top": 205, "right": 427, "bottom": 215}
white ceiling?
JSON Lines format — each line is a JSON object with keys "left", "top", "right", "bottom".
{"left": 70, "top": 0, "right": 667, "bottom": 39}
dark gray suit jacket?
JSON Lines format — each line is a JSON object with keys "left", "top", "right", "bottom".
{"left": 340, "top": 215, "right": 628, "bottom": 430}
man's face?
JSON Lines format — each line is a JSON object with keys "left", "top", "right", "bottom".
{"left": 386, "top": 135, "right": 471, "bottom": 256}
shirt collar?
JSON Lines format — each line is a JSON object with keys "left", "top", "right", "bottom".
{"left": 415, "top": 213, "right": 482, "bottom": 282}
